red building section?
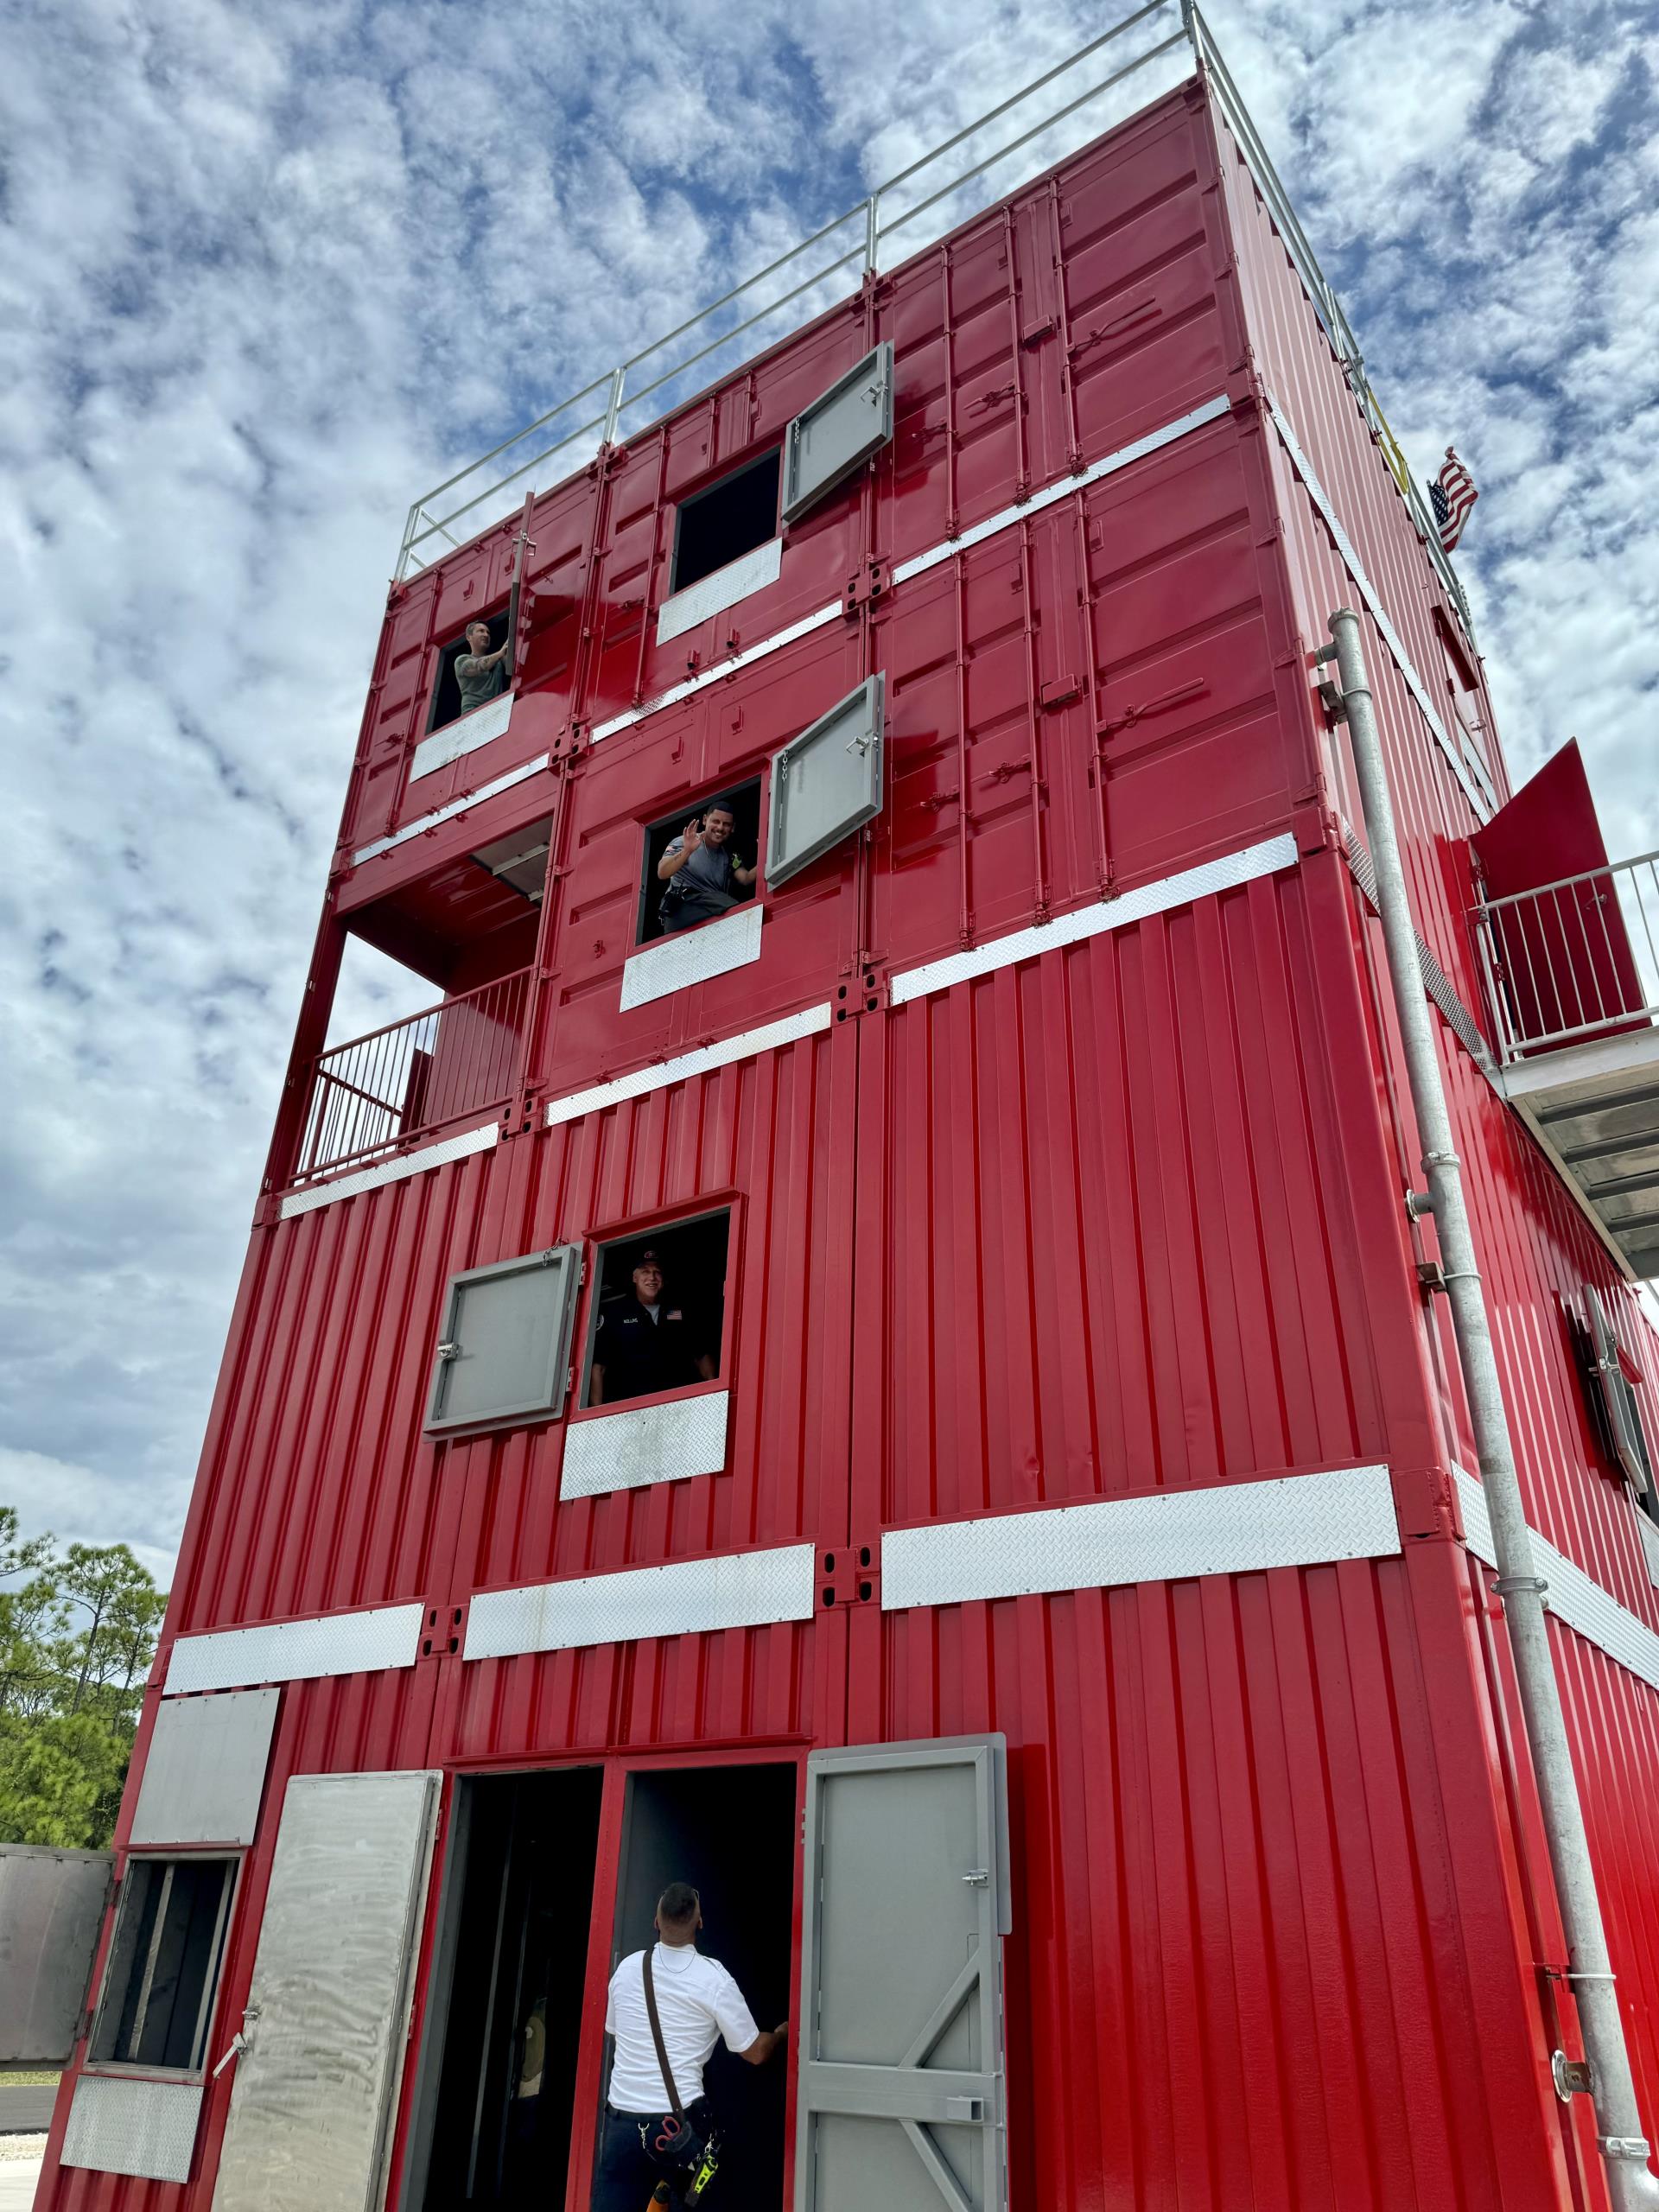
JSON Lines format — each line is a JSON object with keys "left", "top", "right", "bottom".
{"left": 36, "top": 38, "right": 1659, "bottom": 2212}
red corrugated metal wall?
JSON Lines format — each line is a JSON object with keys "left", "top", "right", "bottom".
{"left": 38, "top": 64, "right": 1659, "bottom": 2212}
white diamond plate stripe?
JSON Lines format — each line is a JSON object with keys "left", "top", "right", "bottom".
{"left": 546, "top": 1003, "right": 832, "bottom": 1127}
{"left": 1265, "top": 396, "right": 1495, "bottom": 823}
{"left": 589, "top": 396, "right": 1231, "bottom": 748}
{"left": 408, "top": 690, "right": 514, "bottom": 784}
{"left": 620, "top": 903, "right": 764, "bottom": 1010}
{"left": 891, "top": 392, "right": 1232, "bottom": 588}
{"left": 1451, "top": 1468, "right": 1659, "bottom": 1694}
{"left": 882, "top": 1465, "right": 1399, "bottom": 1611}
{"left": 164, "top": 1602, "right": 425, "bottom": 1695}
{"left": 62, "top": 2076, "right": 204, "bottom": 2182}
{"left": 279, "top": 1119, "right": 499, "bottom": 1217}
{"left": 465, "top": 1544, "right": 816, "bottom": 1660}
{"left": 561, "top": 1390, "right": 730, "bottom": 1497}
{"left": 352, "top": 753, "right": 550, "bottom": 863}
{"left": 657, "top": 537, "right": 784, "bottom": 644}
{"left": 590, "top": 601, "right": 842, "bottom": 743}
{"left": 890, "top": 833, "right": 1297, "bottom": 1005}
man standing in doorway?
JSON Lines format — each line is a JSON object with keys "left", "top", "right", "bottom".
{"left": 593, "top": 1882, "right": 786, "bottom": 2210}
{"left": 454, "top": 619, "right": 511, "bottom": 716}
{"left": 588, "top": 1249, "right": 716, "bottom": 1408}
{"left": 655, "top": 802, "right": 756, "bottom": 933}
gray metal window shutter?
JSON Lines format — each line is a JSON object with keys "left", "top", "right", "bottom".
{"left": 766, "top": 675, "right": 885, "bottom": 890}
{"left": 208, "top": 1771, "right": 441, "bottom": 2212}
{"left": 780, "top": 342, "right": 894, "bottom": 524}
{"left": 425, "top": 1246, "right": 582, "bottom": 1433}
{"left": 795, "top": 1733, "right": 1009, "bottom": 2212}
{"left": 1586, "top": 1287, "right": 1654, "bottom": 1496}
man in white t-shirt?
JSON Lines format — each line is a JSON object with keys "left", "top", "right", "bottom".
{"left": 593, "top": 1881, "right": 786, "bottom": 2209}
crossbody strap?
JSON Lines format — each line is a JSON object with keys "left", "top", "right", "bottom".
{"left": 640, "top": 1948, "right": 685, "bottom": 2120}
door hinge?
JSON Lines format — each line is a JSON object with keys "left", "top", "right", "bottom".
{"left": 844, "top": 556, "right": 888, "bottom": 615}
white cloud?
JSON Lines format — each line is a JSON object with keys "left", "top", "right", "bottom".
{"left": 3, "top": 0, "right": 1657, "bottom": 1586}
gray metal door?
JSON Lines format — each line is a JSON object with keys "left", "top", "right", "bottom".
{"left": 211, "top": 1770, "right": 442, "bottom": 2212}
{"left": 766, "top": 676, "right": 885, "bottom": 889}
{"left": 796, "top": 1735, "right": 1009, "bottom": 2212}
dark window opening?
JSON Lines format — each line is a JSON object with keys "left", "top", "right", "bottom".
{"left": 429, "top": 609, "right": 511, "bottom": 734}
{"left": 671, "top": 450, "right": 780, "bottom": 596}
{"left": 607, "top": 1764, "right": 796, "bottom": 2206}
{"left": 416, "top": 1770, "right": 604, "bottom": 2212}
{"left": 1571, "top": 1291, "right": 1656, "bottom": 1518}
{"left": 637, "top": 780, "right": 762, "bottom": 944}
{"left": 582, "top": 1211, "right": 731, "bottom": 1411}
{"left": 90, "top": 1855, "right": 237, "bottom": 2073}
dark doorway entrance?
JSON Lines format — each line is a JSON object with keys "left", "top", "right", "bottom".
{"left": 419, "top": 1769, "right": 604, "bottom": 2212}
{"left": 608, "top": 1764, "right": 798, "bottom": 2209}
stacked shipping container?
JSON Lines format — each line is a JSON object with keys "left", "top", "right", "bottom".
{"left": 36, "top": 56, "right": 1659, "bottom": 2212}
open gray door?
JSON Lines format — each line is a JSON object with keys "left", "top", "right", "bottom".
{"left": 796, "top": 1734, "right": 1009, "bottom": 2212}
{"left": 767, "top": 676, "right": 884, "bottom": 889}
{"left": 1586, "top": 1287, "right": 1654, "bottom": 1496}
{"left": 211, "top": 1770, "right": 441, "bottom": 2212}
{"left": 781, "top": 343, "right": 894, "bottom": 523}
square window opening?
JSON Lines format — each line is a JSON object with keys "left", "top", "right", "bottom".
{"left": 582, "top": 1210, "right": 731, "bottom": 1411}
{"left": 90, "top": 1854, "right": 238, "bottom": 2075}
{"left": 428, "top": 609, "right": 511, "bottom": 734}
{"left": 638, "top": 780, "right": 762, "bottom": 944}
{"left": 671, "top": 450, "right": 780, "bottom": 596}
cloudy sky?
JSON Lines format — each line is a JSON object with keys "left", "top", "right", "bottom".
{"left": 3, "top": 0, "right": 1655, "bottom": 1586}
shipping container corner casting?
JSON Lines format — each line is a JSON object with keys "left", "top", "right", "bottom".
{"left": 32, "top": 7, "right": 1659, "bottom": 2211}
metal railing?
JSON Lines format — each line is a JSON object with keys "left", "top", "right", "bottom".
{"left": 1471, "top": 853, "right": 1659, "bottom": 1063}
{"left": 291, "top": 967, "right": 531, "bottom": 1185}
{"left": 395, "top": 0, "right": 1189, "bottom": 576}
{"left": 1182, "top": 8, "right": 1477, "bottom": 639}
{"left": 394, "top": 3, "right": 1477, "bottom": 649}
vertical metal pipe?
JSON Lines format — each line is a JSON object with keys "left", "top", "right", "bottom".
{"left": 602, "top": 365, "right": 626, "bottom": 447}
{"left": 1328, "top": 607, "right": 1659, "bottom": 2210}
{"left": 864, "top": 194, "right": 880, "bottom": 276}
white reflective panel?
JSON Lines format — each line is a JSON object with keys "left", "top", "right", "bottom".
{"left": 164, "top": 1603, "right": 424, "bottom": 1696}
{"left": 278, "top": 1120, "right": 499, "bottom": 1219}
{"left": 657, "top": 537, "right": 783, "bottom": 644}
{"left": 130, "top": 1688, "right": 279, "bottom": 1847}
{"left": 62, "top": 2075, "right": 205, "bottom": 2183}
{"left": 889, "top": 835, "right": 1297, "bottom": 1005}
{"left": 408, "top": 690, "right": 513, "bottom": 783}
{"left": 465, "top": 1544, "right": 816, "bottom": 1661}
{"left": 620, "top": 903, "right": 764, "bottom": 1010}
{"left": 211, "top": 1771, "right": 440, "bottom": 2212}
{"left": 561, "top": 1390, "right": 730, "bottom": 1497}
{"left": 545, "top": 1004, "right": 831, "bottom": 1127}
{"left": 881, "top": 1465, "right": 1399, "bottom": 1611}
{"left": 351, "top": 754, "right": 550, "bottom": 865}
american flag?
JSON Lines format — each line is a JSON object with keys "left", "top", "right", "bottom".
{"left": 1430, "top": 447, "right": 1478, "bottom": 554}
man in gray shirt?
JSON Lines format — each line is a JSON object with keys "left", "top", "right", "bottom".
{"left": 656, "top": 801, "right": 756, "bottom": 934}
{"left": 453, "top": 620, "right": 511, "bottom": 716}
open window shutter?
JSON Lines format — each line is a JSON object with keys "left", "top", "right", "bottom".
{"left": 767, "top": 676, "right": 884, "bottom": 889}
{"left": 210, "top": 1771, "right": 440, "bottom": 2212}
{"left": 425, "top": 1246, "right": 582, "bottom": 1433}
{"left": 796, "top": 1734, "right": 1009, "bottom": 2212}
{"left": 1586, "top": 1286, "right": 1654, "bottom": 1497}
{"left": 781, "top": 343, "right": 894, "bottom": 524}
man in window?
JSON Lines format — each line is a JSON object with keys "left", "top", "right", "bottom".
{"left": 656, "top": 802, "right": 756, "bottom": 934}
{"left": 593, "top": 1881, "right": 786, "bottom": 2210}
{"left": 589, "top": 1249, "right": 717, "bottom": 1407}
{"left": 454, "top": 620, "right": 511, "bottom": 716}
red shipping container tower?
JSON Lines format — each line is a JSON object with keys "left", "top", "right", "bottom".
{"left": 41, "top": 16, "right": 1659, "bottom": 2212}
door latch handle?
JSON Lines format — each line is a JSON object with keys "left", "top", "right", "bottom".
{"left": 212, "top": 2031, "right": 247, "bottom": 2078}
{"left": 962, "top": 1869, "right": 989, "bottom": 1886}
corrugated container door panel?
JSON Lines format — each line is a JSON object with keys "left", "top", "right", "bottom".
{"left": 346, "top": 577, "right": 441, "bottom": 851}
{"left": 1086, "top": 427, "right": 1290, "bottom": 881}
{"left": 584, "top": 435, "right": 669, "bottom": 728}
{"left": 517, "top": 474, "right": 596, "bottom": 715}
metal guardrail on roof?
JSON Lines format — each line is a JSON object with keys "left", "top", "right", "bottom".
{"left": 395, "top": 1, "right": 1477, "bottom": 646}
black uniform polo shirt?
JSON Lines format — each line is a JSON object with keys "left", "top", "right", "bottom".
{"left": 591, "top": 1297, "right": 709, "bottom": 1406}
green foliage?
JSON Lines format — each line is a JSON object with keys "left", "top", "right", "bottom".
{"left": 0, "top": 1506, "right": 168, "bottom": 1848}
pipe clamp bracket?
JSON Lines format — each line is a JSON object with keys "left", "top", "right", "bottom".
{"left": 1493, "top": 1575, "right": 1548, "bottom": 1598}
{"left": 1597, "top": 2138, "right": 1651, "bottom": 2160}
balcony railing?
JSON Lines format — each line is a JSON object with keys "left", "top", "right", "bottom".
{"left": 292, "top": 967, "right": 531, "bottom": 1185}
{"left": 1472, "top": 854, "right": 1659, "bottom": 1063}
